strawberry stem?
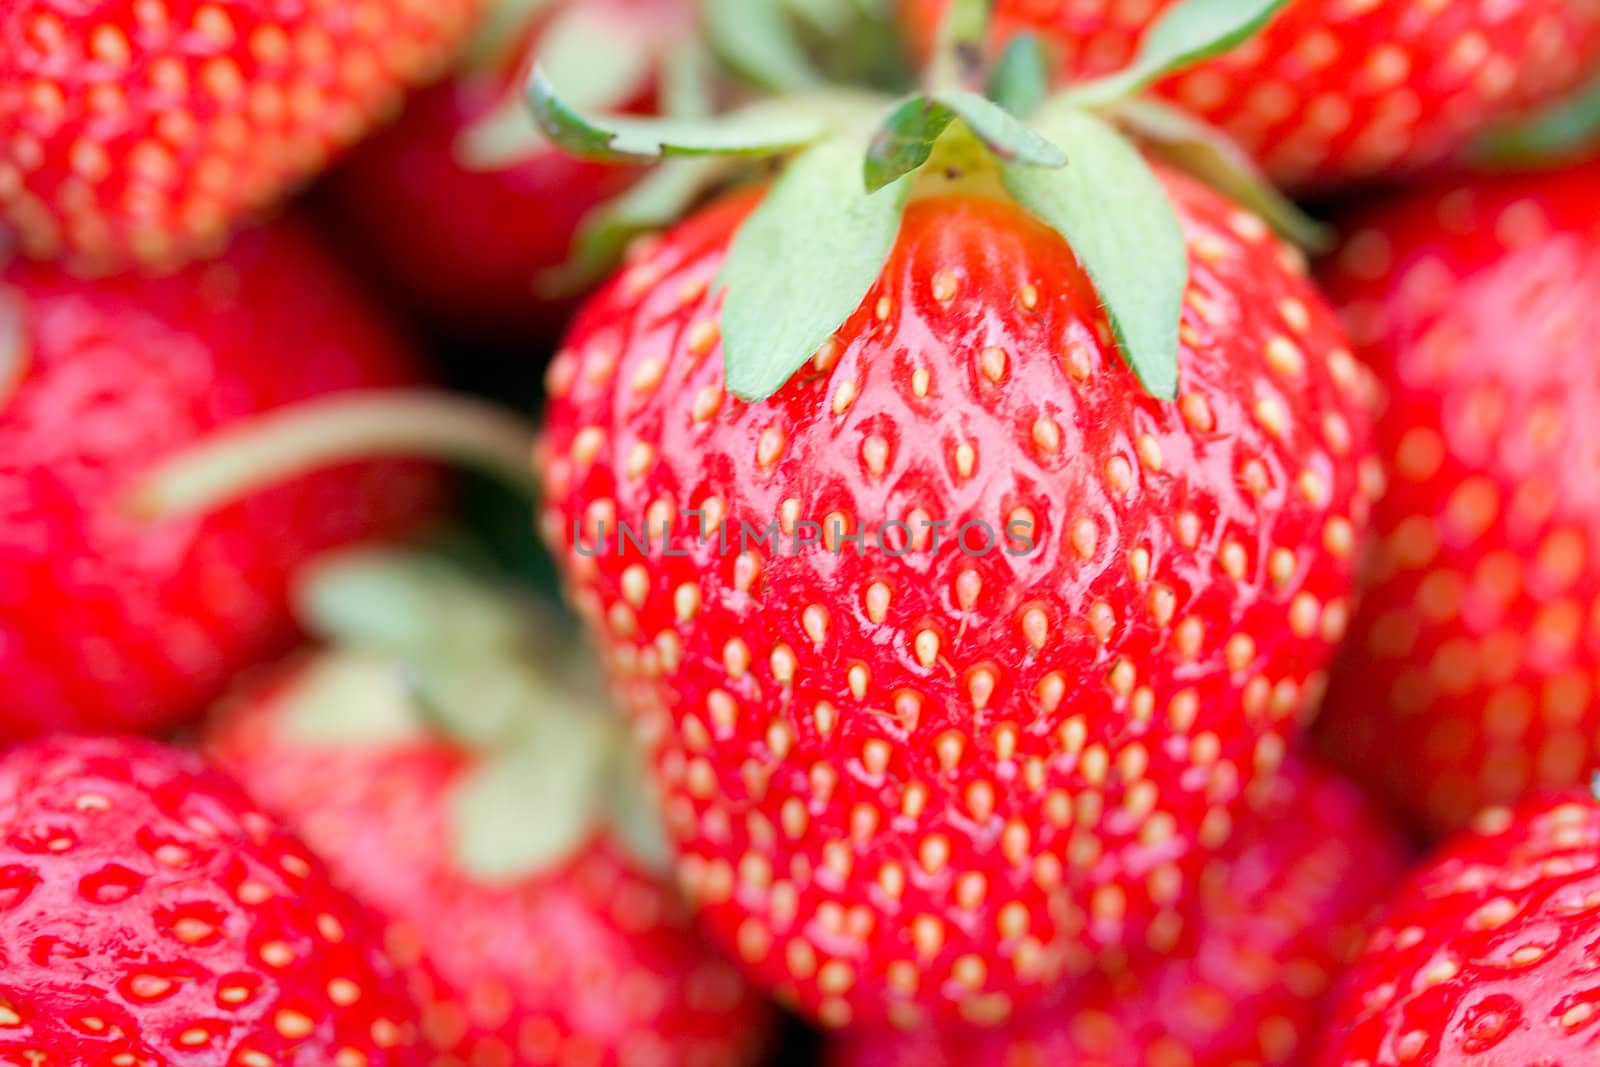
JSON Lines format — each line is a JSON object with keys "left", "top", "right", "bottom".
{"left": 126, "top": 389, "right": 538, "bottom": 520}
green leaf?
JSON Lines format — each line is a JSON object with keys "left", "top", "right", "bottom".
{"left": 781, "top": 0, "right": 861, "bottom": 35}
{"left": 658, "top": 38, "right": 716, "bottom": 119}
{"left": 864, "top": 90, "right": 1066, "bottom": 191}
{"left": 988, "top": 33, "right": 1049, "bottom": 117}
{"left": 864, "top": 95, "right": 957, "bottom": 191}
{"left": 541, "top": 156, "right": 734, "bottom": 296}
{"left": 456, "top": 3, "right": 661, "bottom": 169}
{"left": 1003, "top": 105, "right": 1186, "bottom": 398}
{"left": 703, "top": 0, "right": 827, "bottom": 93}
{"left": 526, "top": 67, "right": 831, "bottom": 163}
{"left": 461, "top": 0, "right": 562, "bottom": 69}
{"left": 1476, "top": 73, "right": 1600, "bottom": 167}
{"left": 1116, "top": 97, "right": 1329, "bottom": 251}
{"left": 1068, "top": 0, "right": 1291, "bottom": 105}
{"left": 718, "top": 137, "right": 912, "bottom": 401}
{"left": 940, "top": 89, "right": 1067, "bottom": 165}
{"left": 539, "top": 3, "right": 661, "bottom": 114}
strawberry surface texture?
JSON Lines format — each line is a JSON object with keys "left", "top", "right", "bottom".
{"left": 0, "top": 0, "right": 482, "bottom": 273}
{"left": 207, "top": 642, "right": 776, "bottom": 1067}
{"left": 538, "top": 172, "right": 1382, "bottom": 1029}
{"left": 831, "top": 760, "right": 1409, "bottom": 1067}
{"left": 0, "top": 734, "right": 424, "bottom": 1065}
{"left": 0, "top": 218, "right": 440, "bottom": 740}
{"left": 1317, "top": 158, "right": 1600, "bottom": 835}
{"left": 902, "top": 0, "right": 1600, "bottom": 190}
{"left": 1317, "top": 790, "right": 1600, "bottom": 1065}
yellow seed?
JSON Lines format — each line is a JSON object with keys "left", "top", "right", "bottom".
{"left": 980, "top": 347, "right": 1008, "bottom": 382}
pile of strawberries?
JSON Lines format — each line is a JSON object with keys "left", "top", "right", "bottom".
{"left": 1, "top": 1, "right": 1599, "bottom": 1064}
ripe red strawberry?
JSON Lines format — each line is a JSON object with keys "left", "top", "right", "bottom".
{"left": 323, "top": 0, "right": 688, "bottom": 340}
{"left": 901, "top": 0, "right": 1600, "bottom": 191}
{"left": 0, "top": 733, "right": 423, "bottom": 1065}
{"left": 0, "top": 0, "right": 481, "bottom": 274}
{"left": 1316, "top": 159, "right": 1600, "bottom": 836}
{"left": 0, "top": 218, "right": 440, "bottom": 741}
{"left": 205, "top": 550, "right": 775, "bottom": 1067}
{"left": 831, "top": 760, "right": 1409, "bottom": 1067}
{"left": 538, "top": 167, "right": 1379, "bottom": 1029}
{"left": 1316, "top": 790, "right": 1600, "bottom": 1065}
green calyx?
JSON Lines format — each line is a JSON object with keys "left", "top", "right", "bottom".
{"left": 1475, "top": 72, "right": 1600, "bottom": 169}
{"left": 531, "top": 0, "right": 1311, "bottom": 403}
{"left": 283, "top": 548, "right": 671, "bottom": 882}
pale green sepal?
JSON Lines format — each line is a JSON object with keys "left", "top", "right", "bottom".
{"left": 541, "top": 156, "right": 734, "bottom": 297}
{"left": 1116, "top": 98, "right": 1330, "bottom": 251}
{"left": 527, "top": 68, "right": 831, "bottom": 163}
{"left": 718, "top": 136, "right": 912, "bottom": 401}
{"left": 702, "top": 0, "right": 828, "bottom": 93}
{"left": 988, "top": 33, "right": 1049, "bottom": 118}
{"left": 1003, "top": 105, "right": 1187, "bottom": 399}
{"left": 456, "top": 2, "right": 660, "bottom": 170}
{"left": 1066, "top": 0, "right": 1291, "bottom": 106}
{"left": 864, "top": 90, "right": 1066, "bottom": 191}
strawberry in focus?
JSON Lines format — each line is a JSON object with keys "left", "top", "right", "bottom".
{"left": 832, "top": 760, "right": 1409, "bottom": 1067}
{"left": 0, "top": 0, "right": 482, "bottom": 274}
{"left": 323, "top": 0, "right": 692, "bottom": 340}
{"left": 0, "top": 218, "right": 440, "bottom": 741}
{"left": 206, "top": 550, "right": 775, "bottom": 1067}
{"left": 538, "top": 169, "right": 1379, "bottom": 1029}
{"left": 1316, "top": 159, "right": 1600, "bottom": 835}
{"left": 901, "top": 0, "right": 1600, "bottom": 192}
{"left": 1316, "top": 790, "right": 1600, "bottom": 1064}
{"left": 0, "top": 733, "right": 423, "bottom": 1065}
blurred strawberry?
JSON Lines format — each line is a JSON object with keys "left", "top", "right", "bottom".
{"left": 0, "top": 0, "right": 482, "bottom": 274}
{"left": 0, "top": 218, "right": 441, "bottom": 741}
{"left": 831, "top": 760, "right": 1409, "bottom": 1067}
{"left": 1317, "top": 159, "right": 1600, "bottom": 835}
{"left": 1317, "top": 789, "right": 1600, "bottom": 1065}
{"left": 323, "top": 0, "right": 695, "bottom": 341}
{"left": 207, "top": 549, "right": 775, "bottom": 1067}
{"left": 901, "top": 0, "right": 1600, "bottom": 191}
{"left": 0, "top": 733, "right": 424, "bottom": 1065}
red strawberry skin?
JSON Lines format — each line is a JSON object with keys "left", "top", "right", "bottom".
{"left": 0, "top": 218, "right": 440, "bottom": 741}
{"left": 902, "top": 0, "right": 1600, "bottom": 191}
{"left": 1317, "top": 791, "right": 1600, "bottom": 1064}
{"left": 323, "top": 0, "right": 682, "bottom": 340}
{"left": 1316, "top": 159, "right": 1600, "bottom": 835}
{"left": 205, "top": 653, "right": 775, "bottom": 1067}
{"left": 0, "top": 0, "right": 481, "bottom": 274}
{"left": 0, "top": 734, "right": 423, "bottom": 1065}
{"left": 538, "top": 177, "right": 1379, "bottom": 1029}
{"left": 832, "top": 760, "right": 1409, "bottom": 1067}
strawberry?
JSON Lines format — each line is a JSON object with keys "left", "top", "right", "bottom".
{"left": 1315, "top": 159, "right": 1600, "bottom": 835}
{"left": 538, "top": 131, "right": 1378, "bottom": 1027}
{"left": 0, "top": 0, "right": 481, "bottom": 275}
{"left": 205, "top": 549, "right": 775, "bottom": 1067}
{"left": 831, "top": 760, "right": 1409, "bottom": 1067}
{"left": 0, "top": 217, "right": 440, "bottom": 741}
{"left": 0, "top": 733, "right": 423, "bottom": 1065}
{"left": 322, "top": 0, "right": 690, "bottom": 340}
{"left": 1316, "top": 789, "right": 1600, "bottom": 1065}
{"left": 900, "top": 0, "right": 1600, "bottom": 191}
